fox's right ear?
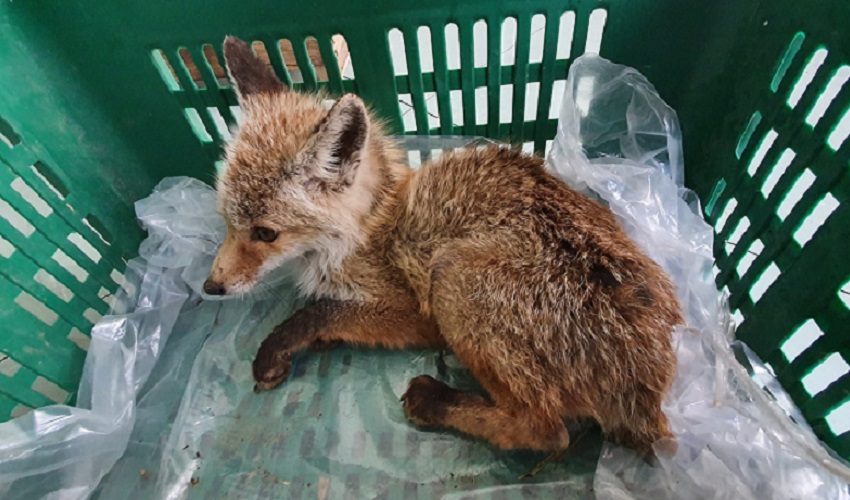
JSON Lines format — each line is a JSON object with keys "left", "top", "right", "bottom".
{"left": 222, "top": 36, "right": 286, "bottom": 104}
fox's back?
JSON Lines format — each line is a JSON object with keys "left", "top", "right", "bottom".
{"left": 395, "top": 146, "right": 681, "bottom": 402}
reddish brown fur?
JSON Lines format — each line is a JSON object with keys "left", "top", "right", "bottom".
{"left": 209, "top": 37, "right": 683, "bottom": 454}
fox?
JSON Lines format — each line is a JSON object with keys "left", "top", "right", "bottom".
{"left": 203, "top": 36, "right": 683, "bottom": 454}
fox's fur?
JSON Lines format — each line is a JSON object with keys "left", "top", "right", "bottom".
{"left": 206, "top": 36, "right": 683, "bottom": 454}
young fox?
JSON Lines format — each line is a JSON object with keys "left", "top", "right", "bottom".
{"left": 204, "top": 36, "right": 683, "bottom": 453}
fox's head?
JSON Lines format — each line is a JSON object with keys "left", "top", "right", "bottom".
{"left": 203, "top": 36, "right": 390, "bottom": 296}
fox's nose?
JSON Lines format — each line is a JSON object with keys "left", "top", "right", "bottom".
{"left": 203, "top": 278, "right": 227, "bottom": 296}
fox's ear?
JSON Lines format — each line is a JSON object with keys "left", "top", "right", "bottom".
{"left": 222, "top": 36, "right": 286, "bottom": 104}
{"left": 307, "top": 94, "right": 369, "bottom": 190}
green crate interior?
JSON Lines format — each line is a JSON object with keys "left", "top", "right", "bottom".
{"left": 0, "top": 0, "right": 848, "bottom": 460}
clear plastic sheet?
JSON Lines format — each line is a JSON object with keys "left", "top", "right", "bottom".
{"left": 0, "top": 55, "right": 848, "bottom": 499}
{"left": 548, "top": 55, "right": 850, "bottom": 499}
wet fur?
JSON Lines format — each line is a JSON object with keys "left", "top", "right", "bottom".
{"left": 210, "top": 37, "right": 683, "bottom": 454}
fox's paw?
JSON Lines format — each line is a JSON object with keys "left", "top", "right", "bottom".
{"left": 400, "top": 375, "right": 458, "bottom": 427}
{"left": 252, "top": 349, "right": 292, "bottom": 393}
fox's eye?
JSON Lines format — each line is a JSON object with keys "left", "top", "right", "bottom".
{"left": 252, "top": 227, "right": 278, "bottom": 243}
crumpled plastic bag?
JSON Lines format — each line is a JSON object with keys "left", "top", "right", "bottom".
{"left": 0, "top": 55, "right": 848, "bottom": 499}
{"left": 548, "top": 54, "right": 850, "bottom": 499}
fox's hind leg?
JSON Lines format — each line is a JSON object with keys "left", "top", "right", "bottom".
{"left": 401, "top": 243, "right": 573, "bottom": 451}
{"left": 401, "top": 374, "right": 569, "bottom": 451}
{"left": 253, "top": 298, "right": 443, "bottom": 391}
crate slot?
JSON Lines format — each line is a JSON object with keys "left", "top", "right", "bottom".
{"left": 386, "top": 29, "right": 407, "bottom": 78}
{"left": 30, "top": 161, "right": 69, "bottom": 200}
{"left": 736, "top": 111, "right": 763, "bottom": 159}
{"left": 499, "top": 84, "right": 512, "bottom": 124}
{"left": 177, "top": 48, "right": 205, "bottom": 90}
{"left": 474, "top": 87, "right": 487, "bottom": 125}
{"left": 51, "top": 249, "right": 88, "bottom": 284}
{"left": 549, "top": 79, "right": 566, "bottom": 119}
{"left": 777, "top": 168, "right": 816, "bottom": 220}
{"left": 747, "top": 129, "right": 779, "bottom": 175}
{"left": 574, "top": 74, "right": 595, "bottom": 118}
{"left": 736, "top": 239, "right": 763, "bottom": 277}
{"left": 524, "top": 81, "right": 540, "bottom": 121}
{"left": 416, "top": 27, "right": 434, "bottom": 73}
{"left": 0, "top": 115, "right": 21, "bottom": 148}
{"left": 715, "top": 198, "right": 738, "bottom": 232}
{"left": 83, "top": 307, "right": 101, "bottom": 324}
{"left": 472, "top": 20, "right": 487, "bottom": 68}
{"left": 423, "top": 92, "right": 440, "bottom": 130}
{"left": 406, "top": 150, "right": 421, "bottom": 169}
{"left": 585, "top": 8, "right": 608, "bottom": 55}
{"left": 0, "top": 197, "right": 35, "bottom": 237}
{"left": 749, "top": 262, "right": 780, "bottom": 303}
{"left": 33, "top": 269, "right": 74, "bottom": 303}
{"left": 31, "top": 376, "right": 69, "bottom": 404}
{"left": 398, "top": 94, "right": 416, "bottom": 132}
{"left": 802, "top": 353, "right": 850, "bottom": 397}
{"left": 0, "top": 354, "right": 21, "bottom": 377}
{"left": 206, "top": 107, "right": 231, "bottom": 141}
{"left": 826, "top": 400, "right": 850, "bottom": 436}
{"left": 444, "top": 24, "right": 460, "bottom": 71}
{"left": 760, "top": 148, "right": 796, "bottom": 197}
{"left": 805, "top": 65, "right": 850, "bottom": 127}
{"left": 771, "top": 32, "right": 806, "bottom": 93}
{"left": 499, "top": 17, "right": 517, "bottom": 67}
{"left": 82, "top": 215, "right": 112, "bottom": 246}
{"left": 67, "top": 327, "right": 90, "bottom": 352}
{"left": 333, "top": 34, "right": 354, "bottom": 82}
{"left": 449, "top": 90, "right": 463, "bottom": 126}
{"left": 150, "top": 49, "right": 182, "bottom": 91}
{"left": 15, "top": 291, "right": 59, "bottom": 326}
{"left": 787, "top": 48, "right": 828, "bottom": 109}
{"left": 67, "top": 232, "right": 101, "bottom": 264}
{"left": 781, "top": 319, "right": 824, "bottom": 363}
{"left": 10, "top": 178, "right": 52, "bottom": 218}
{"left": 182, "top": 108, "right": 213, "bottom": 143}
{"left": 303, "top": 37, "right": 327, "bottom": 82}
{"left": 793, "top": 193, "right": 839, "bottom": 245}
{"left": 556, "top": 12, "right": 576, "bottom": 60}
{"left": 9, "top": 405, "right": 29, "bottom": 419}
{"left": 529, "top": 14, "right": 546, "bottom": 64}
{"left": 827, "top": 106, "right": 850, "bottom": 151}
{"left": 727, "top": 216, "right": 750, "bottom": 245}
{"left": 705, "top": 179, "right": 727, "bottom": 216}
{"left": 0, "top": 234, "right": 14, "bottom": 258}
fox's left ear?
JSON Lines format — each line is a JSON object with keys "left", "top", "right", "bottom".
{"left": 307, "top": 94, "right": 369, "bottom": 190}
{"left": 222, "top": 36, "right": 286, "bottom": 104}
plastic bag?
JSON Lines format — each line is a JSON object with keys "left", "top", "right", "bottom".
{"left": 548, "top": 55, "right": 850, "bottom": 499}
{"left": 1, "top": 56, "right": 848, "bottom": 499}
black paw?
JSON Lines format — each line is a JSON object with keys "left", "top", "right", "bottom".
{"left": 252, "top": 345, "right": 292, "bottom": 393}
{"left": 400, "top": 375, "right": 459, "bottom": 427}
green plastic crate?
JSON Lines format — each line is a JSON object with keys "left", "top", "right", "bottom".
{"left": 0, "top": 0, "right": 848, "bottom": 461}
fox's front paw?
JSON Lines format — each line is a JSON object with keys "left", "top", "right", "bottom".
{"left": 252, "top": 343, "right": 293, "bottom": 393}
{"left": 400, "top": 375, "right": 458, "bottom": 427}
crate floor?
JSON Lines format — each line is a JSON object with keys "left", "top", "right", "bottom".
{"left": 93, "top": 297, "right": 601, "bottom": 499}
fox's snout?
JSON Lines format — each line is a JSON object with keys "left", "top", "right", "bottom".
{"left": 201, "top": 229, "right": 266, "bottom": 296}
{"left": 202, "top": 278, "right": 227, "bottom": 296}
